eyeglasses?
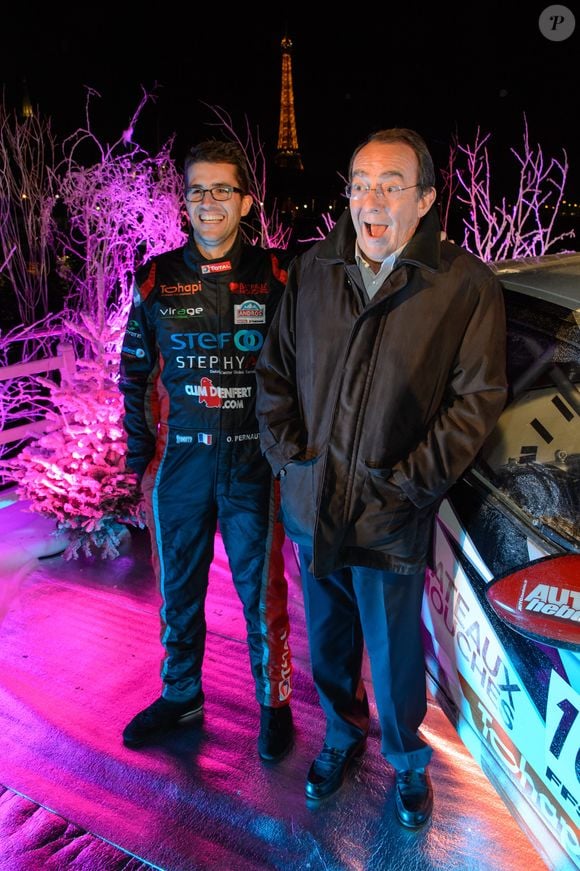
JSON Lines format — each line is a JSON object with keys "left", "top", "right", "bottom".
{"left": 345, "top": 182, "right": 420, "bottom": 200}
{"left": 185, "top": 184, "right": 245, "bottom": 203}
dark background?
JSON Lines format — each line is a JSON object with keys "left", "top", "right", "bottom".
{"left": 1, "top": 3, "right": 578, "bottom": 223}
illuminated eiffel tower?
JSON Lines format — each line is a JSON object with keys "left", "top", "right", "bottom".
{"left": 21, "top": 78, "right": 33, "bottom": 119}
{"left": 275, "top": 34, "right": 304, "bottom": 171}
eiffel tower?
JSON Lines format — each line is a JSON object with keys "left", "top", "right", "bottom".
{"left": 275, "top": 35, "right": 303, "bottom": 171}
{"left": 21, "top": 77, "right": 33, "bottom": 119}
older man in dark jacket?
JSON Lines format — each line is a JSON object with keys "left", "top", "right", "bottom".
{"left": 255, "top": 128, "right": 507, "bottom": 827}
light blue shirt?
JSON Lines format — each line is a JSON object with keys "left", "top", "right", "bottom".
{"left": 355, "top": 243, "right": 404, "bottom": 300}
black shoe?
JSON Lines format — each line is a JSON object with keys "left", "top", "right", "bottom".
{"left": 395, "top": 768, "right": 433, "bottom": 828}
{"left": 258, "top": 704, "right": 294, "bottom": 761}
{"left": 305, "top": 738, "right": 366, "bottom": 800}
{"left": 123, "top": 692, "right": 204, "bottom": 748}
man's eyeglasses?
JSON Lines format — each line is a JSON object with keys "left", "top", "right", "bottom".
{"left": 345, "top": 182, "right": 420, "bottom": 200}
{"left": 185, "top": 184, "right": 245, "bottom": 203}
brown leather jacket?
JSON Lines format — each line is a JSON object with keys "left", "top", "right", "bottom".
{"left": 256, "top": 207, "right": 507, "bottom": 577}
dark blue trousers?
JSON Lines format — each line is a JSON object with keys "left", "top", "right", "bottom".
{"left": 142, "top": 430, "right": 292, "bottom": 708}
{"left": 299, "top": 547, "right": 432, "bottom": 771}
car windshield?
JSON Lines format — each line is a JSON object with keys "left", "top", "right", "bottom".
{"left": 475, "top": 287, "right": 580, "bottom": 547}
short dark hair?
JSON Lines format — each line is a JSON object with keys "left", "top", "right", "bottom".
{"left": 184, "top": 140, "right": 251, "bottom": 194}
{"left": 348, "top": 128, "right": 436, "bottom": 195}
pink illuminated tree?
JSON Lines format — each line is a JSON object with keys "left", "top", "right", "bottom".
{"left": 7, "top": 354, "right": 145, "bottom": 559}
{"left": 440, "top": 118, "right": 574, "bottom": 261}
{"left": 55, "top": 88, "right": 186, "bottom": 360}
{"left": 1, "top": 90, "right": 184, "bottom": 555}
{"left": 298, "top": 211, "right": 336, "bottom": 244}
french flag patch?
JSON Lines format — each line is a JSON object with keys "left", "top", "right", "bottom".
{"left": 198, "top": 433, "right": 212, "bottom": 445}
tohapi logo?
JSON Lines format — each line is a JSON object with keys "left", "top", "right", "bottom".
{"left": 160, "top": 282, "right": 202, "bottom": 296}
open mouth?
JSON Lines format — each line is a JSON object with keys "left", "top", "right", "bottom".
{"left": 199, "top": 214, "right": 224, "bottom": 223}
{"left": 364, "top": 222, "right": 388, "bottom": 238}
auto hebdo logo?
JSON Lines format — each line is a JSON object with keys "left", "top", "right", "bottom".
{"left": 486, "top": 554, "right": 580, "bottom": 650}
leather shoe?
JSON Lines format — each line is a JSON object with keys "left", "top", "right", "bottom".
{"left": 395, "top": 768, "right": 433, "bottom": 828}
{"left": 305, "top": 738, "right": 366, "bottom": 800}
{"left": 123, "top": 693, "right": 204, "bottom": 748}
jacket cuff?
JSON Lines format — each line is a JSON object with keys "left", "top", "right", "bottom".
{"left": 263, "top": 443, "right": 304, "bottom": 478}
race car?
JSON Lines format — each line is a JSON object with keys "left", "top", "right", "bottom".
{"left": 422, "top": 252, "right": 580, "bottom": 870}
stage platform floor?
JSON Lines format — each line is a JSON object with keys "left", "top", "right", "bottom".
{"left": 0, "top": 496, "right": 551, "bottom": 870}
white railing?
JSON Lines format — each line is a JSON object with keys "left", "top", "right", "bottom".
{"left": 0, "top": 342, "right": 76, "bottom": 447}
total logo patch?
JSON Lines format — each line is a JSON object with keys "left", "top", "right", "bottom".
{"left": 234, "top": 300, "right": 266, "bottom": 324}
{"left": 201, "top": 261, "right": 231, "bottom": 274}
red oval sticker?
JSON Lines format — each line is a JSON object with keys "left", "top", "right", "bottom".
{"left": 486, "top": 555, "right": 580, "bottom": 649}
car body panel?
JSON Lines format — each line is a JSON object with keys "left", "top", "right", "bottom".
{"left": 491, "top": 252, "right": 580, "bottom": 312}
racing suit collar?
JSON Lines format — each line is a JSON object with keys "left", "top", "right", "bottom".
{"left": 183, "top": 227, "right": 244, "bottom": 273}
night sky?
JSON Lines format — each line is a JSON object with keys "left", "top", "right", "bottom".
{"left": 1, "top": 3, "right": 578, "bottom": 199}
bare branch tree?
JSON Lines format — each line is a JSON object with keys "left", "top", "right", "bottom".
{"left": 440, "top": 117, "right": 574, "bottom": 261}
{"left": 0, "top": 95, "right": 57, "bottom": 324}
{"left": 297, "top": 211, "right": 336, "bottom": 244}
{"left": 439, "top": 134, "right": 459, "bottom": 239}
{"left": 54, "top": 87, "right": 187, "bottom": 360}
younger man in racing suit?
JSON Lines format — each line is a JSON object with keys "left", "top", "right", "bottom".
{"left": 119, "top": 140, "right": 293, "bottom": 761}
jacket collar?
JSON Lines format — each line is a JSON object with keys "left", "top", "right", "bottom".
{"left": 183, "top": 227, "right": 244, "bottom": 272}
{"left": 316, "top": 205, "right": 441, "bottom": 273}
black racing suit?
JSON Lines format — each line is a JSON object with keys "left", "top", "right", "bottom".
{"left": 119, "top": 230, "right": 293, "bottom": 707}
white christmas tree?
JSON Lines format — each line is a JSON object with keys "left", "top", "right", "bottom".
{"left": 6, "top": 307, "right": 145, "bottom": 559}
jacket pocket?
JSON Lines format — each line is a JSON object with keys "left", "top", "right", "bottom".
{"left": 356, "top": 463, "right": 418, "bottom": 556}
{"left": 279, "top": 454, "right": 321, "bottom": 545}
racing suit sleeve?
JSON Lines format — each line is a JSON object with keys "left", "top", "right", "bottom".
{"left": 391, "top": 272, "right": 508, "bottom": 508}
{"left": 118, "top": 283, "right": 158, "bottom": 481}
{"left": 255, "top": 262, "right": 308, "bottom": 478}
